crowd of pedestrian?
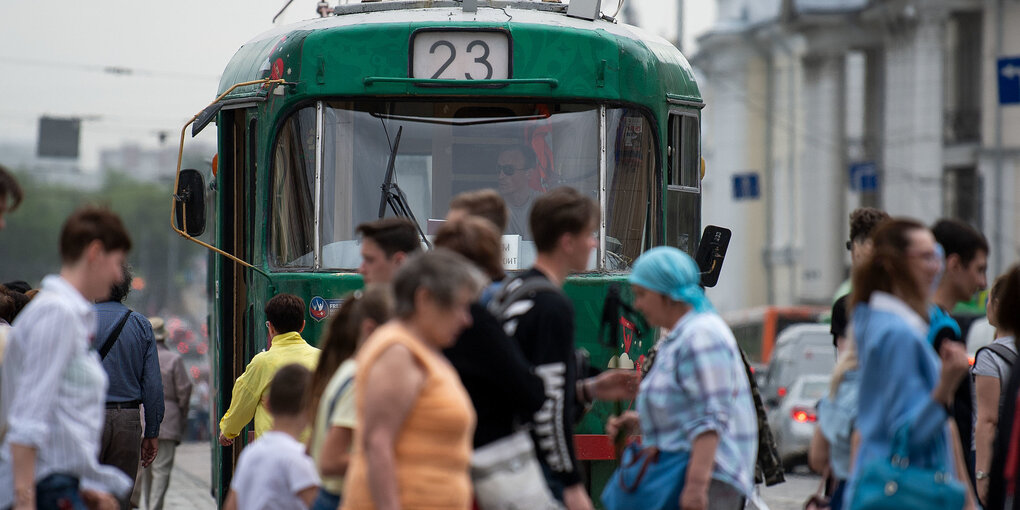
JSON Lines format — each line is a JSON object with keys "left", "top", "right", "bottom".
{"left": 207, "top": 184, "right": 777, "bottom": 510}
{"left": 7, "top": 146, "right": 1020, "bottom": 510}
{"left": 804, "top": 207, "right": 1020, "bottom": 510}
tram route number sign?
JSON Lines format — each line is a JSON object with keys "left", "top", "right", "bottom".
{"left": 998, "top": 56, "right": 1020, "bottom": 105}
{"left": 411, "top": 31, "right": 510, "bottom": 81}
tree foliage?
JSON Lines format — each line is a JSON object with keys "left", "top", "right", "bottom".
{"left": 0, "top": 171, "right": 203, "bottom": 316}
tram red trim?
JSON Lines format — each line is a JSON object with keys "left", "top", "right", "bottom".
{"left": 574, "top": 434, "right": 617, "bottom": 460}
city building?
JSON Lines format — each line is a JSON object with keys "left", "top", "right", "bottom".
{"left": 694, "top": 0, "right": 1020, "bottom": 312}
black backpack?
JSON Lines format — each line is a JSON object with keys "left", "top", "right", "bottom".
{"left": 974, "top": 342, "right": 1018, "bottom": 416}
{"left": 486, "top": 275, "right": 561, "bottom": 337}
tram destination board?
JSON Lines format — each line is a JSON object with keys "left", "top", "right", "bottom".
{"left": 410, "top": 29, "right": 511, "bottom": 80}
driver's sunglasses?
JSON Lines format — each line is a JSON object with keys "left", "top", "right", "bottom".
{"left": 497, "top": 164, "right": 527, "bottom": 176}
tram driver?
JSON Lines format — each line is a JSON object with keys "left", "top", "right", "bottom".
{"left": 496, "top": 145, "right": 540, "bottom": 238}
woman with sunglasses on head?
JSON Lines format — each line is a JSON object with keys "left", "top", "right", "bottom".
{"left": 305, "top": 286, "right": 392, "bottom": 510}
{"left": 605, "top": 247, "right": 757, "bottom": 510}
{"left": 843, "top": 218, "right": 974, "bottom": 509}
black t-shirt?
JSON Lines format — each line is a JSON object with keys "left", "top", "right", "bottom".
{"left": 443, "top": 302, "right": 545, "bottom": 448}
{"left": 500, "top": 268, "right": 581, "bottom": 487}
{"left": 931, "top": 306, "right": 976, "bottom": 487}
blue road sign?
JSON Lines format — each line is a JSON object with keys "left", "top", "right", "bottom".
{"left": 849, "top": 161, "right": 878, "bottom": 192}
{"left": 732, "top": 173, "right": 760, "bottom": 200}
{"left": 998, "top": 57, "right": 1020, "bottom": 105}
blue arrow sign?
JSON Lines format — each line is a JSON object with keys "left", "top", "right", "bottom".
{"left": 998, "top": 57, "right": 1020, "bottom": 105}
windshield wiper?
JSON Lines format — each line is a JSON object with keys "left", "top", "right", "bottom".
{"left": 377, "top": 126, "right": 432, "bottom": 249}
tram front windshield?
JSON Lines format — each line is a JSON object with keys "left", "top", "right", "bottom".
{"left": 270, "top": 101, "right": 657, "bottom": 272}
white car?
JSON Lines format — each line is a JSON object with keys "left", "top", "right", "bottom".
{"left": 767, "top": 374, "right": 831, "bottom": 466}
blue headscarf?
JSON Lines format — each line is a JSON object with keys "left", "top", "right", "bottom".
{"left": 629, "top": 246, "right": 714, "bottom": 313}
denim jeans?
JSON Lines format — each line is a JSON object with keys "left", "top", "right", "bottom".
{"left": 36, "top": 473, "right": 87, "bottom": 510}
{"left": 830, "top": 479, "right": 847, "bottom": 510}
{"left": 310, "top": 488, "right": 342, "bottom": 510}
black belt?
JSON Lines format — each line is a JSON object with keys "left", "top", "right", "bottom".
{"left": 105, "top": 400, "right": 141, "bottom": 409}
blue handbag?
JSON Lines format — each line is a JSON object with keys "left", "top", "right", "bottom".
{"left": 849, "top": 425, "right": 965, "bottom": 510}
{"left": 600, "top": 442, "right": 689, "bottom": 510}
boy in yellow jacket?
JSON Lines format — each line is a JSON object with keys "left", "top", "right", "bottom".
{"left": 218, "top": 294, "right": 320, "bottom": 445}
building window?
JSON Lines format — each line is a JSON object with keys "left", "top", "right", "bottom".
{"left": 943, "top": 166, "right": 982, "bottom": 229}
{"left": 944, "top": 11, "right": 982, "bottom": 143}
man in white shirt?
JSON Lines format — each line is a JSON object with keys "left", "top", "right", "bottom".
{"left": 0, "top": 207, "right": 133, "bottom": 510}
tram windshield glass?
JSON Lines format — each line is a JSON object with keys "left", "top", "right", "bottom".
{"left": 270, "top": 101, "right": 658, "bottom": 272}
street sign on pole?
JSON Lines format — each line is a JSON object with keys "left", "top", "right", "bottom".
{"left": 849, "top": 161, "right": 878, "bottom": 192}
{"left": 732, "top": 172, "right": 760, "bottom": 200}
{"left": 998, "top": 56, "right": 1020, "bottom": 105}
{"left": 37, "top": 116, "right": 81, "bottom": 159}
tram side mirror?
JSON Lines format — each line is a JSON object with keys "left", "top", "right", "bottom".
{"left": 695, "top": 225, "right": 731, "bottom": 288}
{"left": 174, "top": 169, "right": 207, "bottom": 237}
{"left": 193, "top": 102, "right": 224, "bottom": 137}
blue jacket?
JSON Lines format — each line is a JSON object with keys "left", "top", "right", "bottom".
{"left": 95, "top": 302, "right": 164, "bottom": 438}
{"left": 846, "top": 292, "right": 957, "bottom": 506}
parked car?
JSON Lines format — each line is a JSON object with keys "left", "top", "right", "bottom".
{"left": 767, "top": 374, "right": 830, "bottom": 465}
{"left": 762, "top": 324, "right": 836, "bottom": 406}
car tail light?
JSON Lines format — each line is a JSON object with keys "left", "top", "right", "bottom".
{"left": 792, "top": 406, "right": 817, "bottom": 423}
{"left": 777, "top": 386, "right": 787, "bottom": 397}
{"left": 968, "top": 356, "right": 975, "bottom": 366}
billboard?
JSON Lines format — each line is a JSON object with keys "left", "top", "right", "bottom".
{"left": 37, "top": 116, "right": 81, "bottom": 159}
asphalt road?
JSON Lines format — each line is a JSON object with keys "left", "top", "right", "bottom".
{"left": 167, "top": 441, "right": 822, "bottom": 509}
{"left": 759, "top": 470, "right": 823, "bottom": 510}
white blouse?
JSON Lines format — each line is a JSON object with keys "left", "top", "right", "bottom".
{"left": 0, "top": 275, "right": 131, "bottom": 505}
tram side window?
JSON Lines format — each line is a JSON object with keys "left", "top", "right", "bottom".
{"left": 269, "top": 107, "right": 317, "bottom": 268}
{"left": 666, "top": 113, "right": 701, "bottom": 255}
{"left": 605, "top": 110, "right": 656, "bottom": 270}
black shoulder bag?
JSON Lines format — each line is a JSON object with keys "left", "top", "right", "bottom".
{"left": 98, "top": 310, "right": 133, "bottom": 360}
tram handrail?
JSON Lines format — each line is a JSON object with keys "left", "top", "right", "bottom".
{"left": 171, "top": 78, "right": 286, "bottom": 279}
{"left": 363, "top": 76, "right": 559, "bottom": 88}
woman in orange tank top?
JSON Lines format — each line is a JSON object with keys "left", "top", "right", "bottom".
{"left": 342, "top": 250, "right": 484, "bottom": 510}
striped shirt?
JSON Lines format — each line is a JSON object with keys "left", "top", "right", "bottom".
{"left": 0, "top": 275, "right": 132, "bottom": 506}
{"left": 636, "top": 311, "right": 758, "bottom": 497}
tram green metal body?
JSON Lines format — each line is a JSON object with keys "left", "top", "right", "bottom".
{"left": 203, "top": 0, "right": 703, "bottom": 504}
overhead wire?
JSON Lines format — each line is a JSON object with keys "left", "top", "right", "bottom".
{"left": 0, "top": 55, "right": 221, "bottom": 81}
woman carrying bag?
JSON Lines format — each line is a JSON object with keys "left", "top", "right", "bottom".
{"left": 603, "top": 247, "right": 758, "bottom": 510}
{"left": 843, "top": 218, "right": 974, "bottom": 509}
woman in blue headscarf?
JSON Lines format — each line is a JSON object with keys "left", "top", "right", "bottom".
{"left": 605, "top": 247, "right": 758, "bottom": 510}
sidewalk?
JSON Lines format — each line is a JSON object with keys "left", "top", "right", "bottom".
{"left": 161, "top": 440, "right": 216, "bottom": 509}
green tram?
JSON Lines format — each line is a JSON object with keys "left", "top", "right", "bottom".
{"left": 171, "top": 0, "right": 709, "bottom": 504}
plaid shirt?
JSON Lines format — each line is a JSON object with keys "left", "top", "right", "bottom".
{"left": 636, "top": 311, "right": 758, "bottom": 497}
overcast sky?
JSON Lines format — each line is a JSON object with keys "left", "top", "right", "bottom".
{"left": 0, "top": 0, "right": 715, "bottom": 170}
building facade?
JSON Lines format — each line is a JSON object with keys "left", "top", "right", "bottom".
{"left": 695, "top": 0, "right": 1020, "bottom": 312}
